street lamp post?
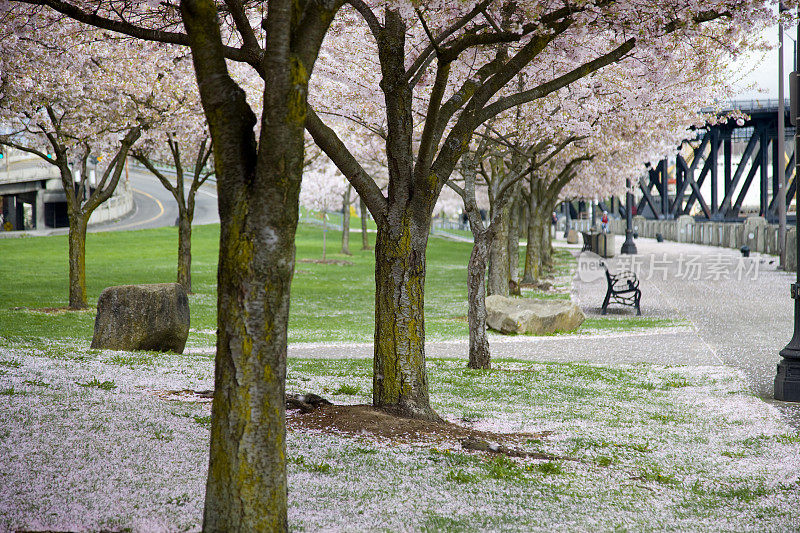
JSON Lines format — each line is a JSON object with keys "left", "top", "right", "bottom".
{"left": 621, "top": 177, "right": 637, "bottom": 255}
{"left": 779, "top": 8, "right": 787, "bottom": 269}
{"left": 775, "top": 8, "right": 800, "bottom": 403}
{"left": 563, "top": 200, "right": 571, "bottom": 238}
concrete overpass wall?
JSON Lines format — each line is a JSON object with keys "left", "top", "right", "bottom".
{"left": 0, "top": 150, "right": 133, "bottom": 230}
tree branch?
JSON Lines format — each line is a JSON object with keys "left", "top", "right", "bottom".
{"left": 346, "top": 0, "right": 382, "bottom": 41}
{"left": 15, "top": 0, "right": 257, "bottom": 64}
{"left": 83, "top": 127, "right": 141, "bottom": 214}
{"left": 305, "top": 105, "right": 387, "bottom": 218}
{"left": 404, "top": 0, "right": 493, "bottom": 84}
{"left": 479, "top": 38, "right": 635, "bottom": 122}
{"left": 413, "top": 59, "right": 450, "bottom": 188}
{"left": 224, "top": 0, "right": 261, "bottom": 53}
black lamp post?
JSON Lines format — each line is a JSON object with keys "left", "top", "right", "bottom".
{"left": 621, "top": 177, "right": 637, "bottom": 255}
{"left": 563, "top": 200, "right": 571, "bottom": 238}
{"left": 776, "top": 7, "right": 800, "bottom": 402}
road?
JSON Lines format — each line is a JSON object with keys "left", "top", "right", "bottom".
{"left": 0, "top": 165, "right": 218, "bottom": 238}
{"left": 91, "top": 165, "right": 219, "bottom": 232}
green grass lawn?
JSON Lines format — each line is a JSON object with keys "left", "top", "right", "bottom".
{"left": 0, "top": 223, "right": 477, "bottom": 344}
{"left": 0, "top": 223, "right": 680, "bottom": 345}
{"left": 2, "top": 225, "right": 799, "bottom": 531}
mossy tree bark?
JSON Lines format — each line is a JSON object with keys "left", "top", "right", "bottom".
{"left": 507, "top": 198, "right": 520, "bottom": 286}
{"left": 487, "top": 203, "right": 511, "bottom": 296}
{"left": 523, "top": 178, "right": 544, "bottom": 283}
{"left": 66, "top": 214, "right": 88, "bottom": 309}
{"left": 367, "top": 11, "right": 441, "bottom": 420}
{"left": 177, "top": 217, "right": 193, "bottom": 290}
{"left": 541, "top": 201, "right": 557, "bottom": 269}
{"left": 134, "top": 136, "right": 213, "bottom": 293}
{"left": 373, "top": 216, "right": 440, "bottom": 419}
{"left": 180, "top": 0, "right": 340, "bottom": 530}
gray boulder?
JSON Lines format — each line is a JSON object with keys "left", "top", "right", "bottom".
{"left": 91, "top": 283, "right": 190, "bottom": 353}
{"left": 485, "top": 295, "right": 585, "bottom": 335}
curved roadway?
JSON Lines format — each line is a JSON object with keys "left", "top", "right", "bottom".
{"left": 91, "top": 165, "right": 219, "bottom": 232}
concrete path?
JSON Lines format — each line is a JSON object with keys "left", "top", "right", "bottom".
{"left": 573, "top": 236, "right": 799, "bottom": 428}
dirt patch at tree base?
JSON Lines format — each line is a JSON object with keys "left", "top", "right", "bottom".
{"left": 287, "top": 403, "right": 557, "bottom": 458}
{"left": 158, "top": 390, "right": 564, "bottom": 459}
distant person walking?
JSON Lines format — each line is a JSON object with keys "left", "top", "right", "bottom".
{"left": 601, "top": 211, "right": 609, "bottom": 233}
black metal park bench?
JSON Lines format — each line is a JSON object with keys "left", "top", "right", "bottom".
{"left": 581, "top": 231, "right": 592, "bottom": 252}
{"left": 600, "top": 261, "right": 641, "bottom": 315}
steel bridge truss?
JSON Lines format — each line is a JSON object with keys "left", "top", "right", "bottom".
{"left": 628, "top": 103, "right": 796, "bottom": 221}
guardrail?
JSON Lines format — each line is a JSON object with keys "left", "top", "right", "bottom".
{"left": 128, "top": 160, "right": 216, "bottom": 184}
{"left": 606, "top": 215, "right": 797, "bottom": 269}
{"left": 701, "top": 98, "right": 791, "bottom": 114}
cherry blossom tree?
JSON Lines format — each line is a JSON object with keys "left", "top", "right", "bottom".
{"left": 7, "top": 0, "right": 779, "bottom": 528}
{"left": 307, "top": 0, "right": 774, "bottom": 419}
{"left": 133, "top": 132, "right": 213, "bottom": 293}
{"left": 3, "top": 0, "right": 344, "bottom": 527}
{"left": 130, "top": 55, "right": 214, "bottom": 293}
{"left": 0, "top": 13, "right": 175, "bottom": 308}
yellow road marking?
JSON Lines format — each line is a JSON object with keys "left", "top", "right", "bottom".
{"left": 113, "top": 188, "right": 165, "bottom": 230}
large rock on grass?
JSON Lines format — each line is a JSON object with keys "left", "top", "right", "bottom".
{"left": 485, "top": 295, "right": 585, "bottom": 335}
{"left": 91, "top": 283, "right": 190, "bottom": 353}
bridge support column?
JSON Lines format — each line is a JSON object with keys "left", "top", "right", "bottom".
{"left": 34, "top": 190, "right": 45, "bottom": 230}
{"left": 760, "top": 128, "right": 770, "bottom": 217}
{"left": 3, "top": 196, "right": 22, "bottom": 230}
{"left": 710, "top": 129, "right": 720, "bottom": 217}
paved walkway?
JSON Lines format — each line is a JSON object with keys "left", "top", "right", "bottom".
{"left": 575, "top": 237, "right": 800, "bottom": 428}
{"left": 289, "top": 233, "right": 800, "bottom": 429}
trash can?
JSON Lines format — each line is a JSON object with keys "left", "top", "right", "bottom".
{"left": 595, "top": 233, "right": 615, "bottom": 258}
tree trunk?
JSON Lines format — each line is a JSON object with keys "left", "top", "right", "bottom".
{"left": 341, "top": 184, "right": 352, "bottom": 255}
{"left": 373, "top": 218, "right": 440, "bottom": 421}
{"left": 322, "top": 210, "right": 327, "bottom": 261}
{"left": 487, "top": 203, "right": 510, "bottom": 296}
{"left": 177, "top": 211, "right": 193, "bottom": 292}
{"left": 205, "top": 175, "right": 296, "bottom": 531}
{"left": 507, "top": 199, "right": 519, "bottom": 286}
{"left": 360, "top": 196, "right": 371, "bottom": 250}
{"left": 181, "top": 3, "right": 304, "bottom": 530}
{"left": 523, "top": 190, "right": 540, "bottom": 283}
{"left": 67, "top": 214, "right": 88, "bottom": 309}
{"left": 467, "top": 231, "right": 491, "bottom": 369}
{"left": 540, "top": 206, "right": 554, "bottom": 270}
{"left": 524, "top": 216, "right": 544, "bottom": 284}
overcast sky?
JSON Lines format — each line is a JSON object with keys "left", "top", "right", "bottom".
{"left": 729, "top": 22, "right": 791, "bottom": 99}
